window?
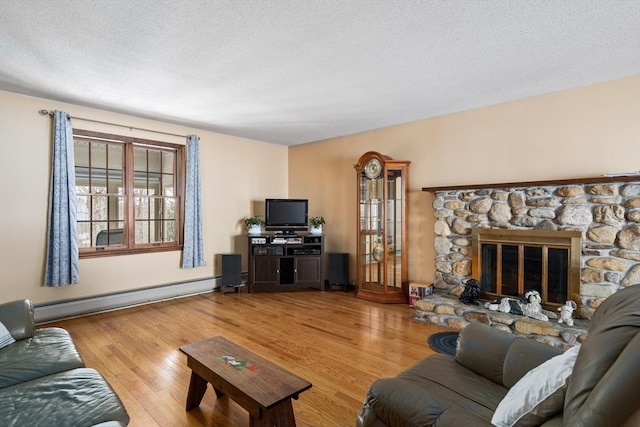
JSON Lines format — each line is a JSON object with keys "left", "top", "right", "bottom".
{"left": 74, "top": 129, "right": 184, "bottom": 257}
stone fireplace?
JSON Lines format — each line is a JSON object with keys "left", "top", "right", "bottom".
{"left": 414, "top": 176, "right": 639, "bottom": 348}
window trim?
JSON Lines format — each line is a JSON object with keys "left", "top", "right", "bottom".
{"left": 74, "top": 129, "right": 185, "bottom": 258}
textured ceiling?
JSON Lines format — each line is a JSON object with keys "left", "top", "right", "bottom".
{"left": 1, "top": 0, "right": 639, "bottom": 145}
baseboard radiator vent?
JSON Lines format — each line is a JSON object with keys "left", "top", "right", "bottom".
{"left": 35, "top": 273, "right": 247, "bottom": 324}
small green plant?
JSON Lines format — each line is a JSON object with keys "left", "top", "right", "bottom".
{"left": 309, "top": 216, "right": 325, "bottom": 227}
{"left": 243, "top": 216, "right": 265, "bottom": 229}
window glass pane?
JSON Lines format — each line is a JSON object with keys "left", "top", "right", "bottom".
{"left": 108, "top": 196, "right": 124, "bottom": 222}
{"left": 147, "top": 173, "right": 161, "bottom": 195}
{"left": 162, "top": 174, "right": 174, "bottom": 196}
{"left": 501, "top": 245, "right": 519, "bottom": 296}
{"left": 77, "top": 222, "right": 91, "bottom": 248}
{"left": 111, "top": 221, "right": 124, "bottom": 229}
{"left": 481, "top": 244, "right": 497, "bottom": 293}
{"left": 163, "top": 198, "right": 175, "bottom": 220}
{"left": 107, "top": 169, "right": 122, "bottom": 193}
{"left": 134, "top": 197, "right": 149, "bottom": 220}
{"left": 92, "top": 222, "right": 108, "bottom": 246}
{"left": 107, "top": 144, "right": 122, "bottom": 170}
{"left": 149, "top": 220, "right": 162, "bottom": 243}
{"left": 133, "top": 147, "right": 147, "bottom": 171}
{"left": 96, "top": 225, "right": 124, "bottom": 246}
{"left": 76, "top": 196, "right": 91, "bottom": 221}
{"left": 74, "top": 140, "right": 90, "bottom": 167}
{"left": 149, "top": 220, "right": 158, "bottom": 242}
{"left": 92, "top": 196, "right": 109, "bottom": 221}
{"left": 524, "top": 246, "right": 543, "bottom": 292}
{"left": 135, "top": 220, "right": 149, "bottom": 244}
{"left": 149, "top": 197, "right": 160, "bottom": 220}
{"left": 133, "top": 173, "right": 149, "bottom": 193}
{"left": 75, "top": 167, "right": 90, "bottom": 190}
{"left": 548, "top": 248, "right": 568, "bottom": 304}
{"left": 162, "top": 151, "right": 174, "bottom": 173}
{"left": 90, "top": 169, "right": 107, "bottom": 193}
{"left": 148, "top": 150, "right": 161, "bottom": 173}
{"left": 91, "top": 143, "right": 107, "bottom": 169}
{"left": 164, "top": 220, "right": 175, "bottom": 242}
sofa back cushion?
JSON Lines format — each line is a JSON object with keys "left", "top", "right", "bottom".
{"left": 492, "top": 344, "right": 580, "bottom": 427}
{"left": 456, "top": 323, "right": 516, "bottom": 385}
{"left": 0, "top": 328, "right": 85, "bottom": 388}
{"left": 563, "top": 284, "right": 640, "bottom": 427}
{"left": 503, "top": 337, "right": 563, "bottom": 389}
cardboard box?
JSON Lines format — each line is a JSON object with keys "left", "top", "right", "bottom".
{"left": 409, "top": 282, "right": 433, "bottom": 307}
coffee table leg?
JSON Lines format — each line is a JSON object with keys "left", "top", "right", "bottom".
{"left": 185, "top": 371, "right": 208, "bottom": 410}
{"left": 250, "top": 398, "right": 296, "bottom": 427}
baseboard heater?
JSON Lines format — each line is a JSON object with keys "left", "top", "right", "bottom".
{"left": 34, "top": 273, "right": 248, "bottom": 324}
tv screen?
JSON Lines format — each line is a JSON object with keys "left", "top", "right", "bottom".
{"left": 265, "top": 199, "right": 308, "bottom": 234}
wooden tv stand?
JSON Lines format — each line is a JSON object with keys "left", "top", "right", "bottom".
{"left": 247, "top": 234, "right": 324, "bottom": 293}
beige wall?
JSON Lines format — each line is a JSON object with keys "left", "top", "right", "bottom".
{"left": 2, "top": 76, "right": 638, "bottom": 304}
{"left": 0, "top": 91, "right": 288, "bottom": 304}
{"left": 289, "top": 75, "right": 640, "bottom": 285}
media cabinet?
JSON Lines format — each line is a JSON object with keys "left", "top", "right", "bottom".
{"left": 247, "top": 234, "right": 324, "bottom": 293}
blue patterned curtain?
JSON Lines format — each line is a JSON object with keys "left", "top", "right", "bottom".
{"left": 44, "top": 111, "right": 79, "bottom": 286}
{"left": 182, "top": 135, "right": 205, "bottom": 268}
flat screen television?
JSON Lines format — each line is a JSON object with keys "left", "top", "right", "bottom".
{"left": 265, "top": 199, "right": 308, "bottom": 234}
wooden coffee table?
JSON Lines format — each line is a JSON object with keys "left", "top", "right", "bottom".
{"left": 179, "top": 336, "right": 312, "bottom": 427}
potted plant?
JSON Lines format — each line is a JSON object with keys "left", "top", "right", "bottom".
{"left": 243, "top": 216, "right": 264, "bottom": 235}
{"left": 309, "top": 216, "right": 325, "bottom": 234}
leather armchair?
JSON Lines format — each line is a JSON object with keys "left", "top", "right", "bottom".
{"left": 357, "top": 285, "right": 640, "bottom": 427}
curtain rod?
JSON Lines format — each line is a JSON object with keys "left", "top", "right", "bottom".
{"left": 38, "top": 109, "right": 188, "bottom": 139}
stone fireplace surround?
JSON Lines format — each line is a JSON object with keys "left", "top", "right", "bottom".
{"left": 416, "top": 176, "right": 639, "bottom": 348}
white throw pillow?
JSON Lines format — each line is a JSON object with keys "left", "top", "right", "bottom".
{"left": 0, "top": 321, "right": 16, "bottom": 349}
{"left": 492, "top": 344, "right": 581, "bottom": 427}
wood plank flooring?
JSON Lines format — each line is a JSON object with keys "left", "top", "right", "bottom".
{"left": 47, "top": 290, "right": 451, "bottom": 427}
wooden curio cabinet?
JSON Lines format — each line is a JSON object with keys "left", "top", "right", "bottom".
{"left": 354, "top": 151, "right": 410, "bottom": 303}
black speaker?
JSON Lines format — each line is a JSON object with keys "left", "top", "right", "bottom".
{"left": 221, "top": 254, "right": 242, "bottom": 291}
{"left": 327, "top": 253, "right": 349, "bottom": 291}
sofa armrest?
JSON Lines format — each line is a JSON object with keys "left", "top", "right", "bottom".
{"left": 456, "top": 323, "right": 516, "bottom": 385}
{"left": 502, "top": 336, "right": 562, "bottom": 388}
{"left": 0, "top": 299, "right": 35, "bottom": 340}
{"left": 564, "top": 285, "right": 640, "bottom": 427}
{"left": 356, "top": 393, "right": 391, "bottom": 427}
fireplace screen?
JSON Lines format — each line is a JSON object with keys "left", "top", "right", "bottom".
{"left": 473, "top": 229, "right": 581, "bottom": 311}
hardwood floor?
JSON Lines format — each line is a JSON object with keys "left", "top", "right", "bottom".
{"left": 48, "top": 289, "right": 451, "bottom": 427}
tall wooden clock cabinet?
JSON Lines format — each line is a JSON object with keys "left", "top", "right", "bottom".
{"left": 354, "top": 151, "right": 410, "bottom": 303}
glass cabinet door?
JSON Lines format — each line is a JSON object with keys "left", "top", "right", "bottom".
{"left": 385, "top": 170, "right": 403, "bottom": 292}
{"left": 359, "top": 175, "right": 384, "bottom": 293}
{"left": 355, "top": 152, "right": 409, "bottom": 304}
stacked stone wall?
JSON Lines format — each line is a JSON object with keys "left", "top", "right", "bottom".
{"left": 432, "top": 181, "right": 640, "bottom": 320}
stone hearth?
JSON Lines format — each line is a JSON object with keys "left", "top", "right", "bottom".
{"left": 414, "top": 292, "right": 588, "bottom": 349}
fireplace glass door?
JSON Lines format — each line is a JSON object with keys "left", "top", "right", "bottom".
{"left": 473, "top": 229, "right": 581, "bottom": 311}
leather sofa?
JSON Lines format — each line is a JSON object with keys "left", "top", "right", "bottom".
{"left": 357, "top": 284, "right": 639, "bottom": 427}
{"left": 0, "top": 299, "right": 129, "bottom": 426}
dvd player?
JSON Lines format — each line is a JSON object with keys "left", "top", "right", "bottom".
{"left": 292, "top": 248, "right": 321, "bottom": 255}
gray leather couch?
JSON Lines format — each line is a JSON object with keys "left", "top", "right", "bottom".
{"left": 357, "top": 284, "right": 639, "bottom": 427}
{"left": 0, "top": 299, "right": 130, "bottom": 426}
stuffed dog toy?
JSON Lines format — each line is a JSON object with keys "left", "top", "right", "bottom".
{"left": 485, "top": 290, "right": 557, "bottom": 321}
{"left": 459, "top": 279, "right": 481, "bottom": 305}
{"left": 557, "top": 300, "right": 577, "bottom": 326}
